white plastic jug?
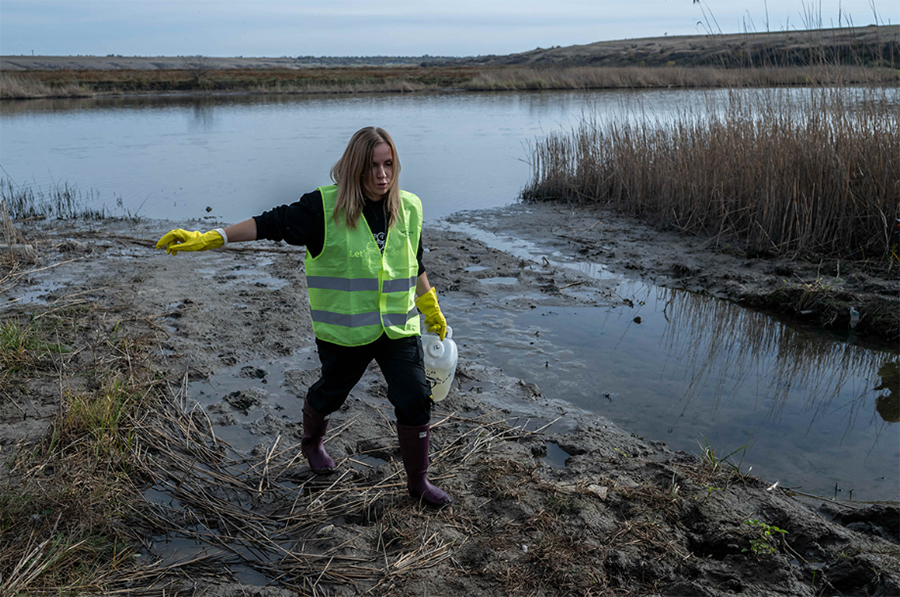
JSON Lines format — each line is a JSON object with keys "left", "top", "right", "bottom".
{"left": 423, "top": 326, "right": 458, "bottom": 402}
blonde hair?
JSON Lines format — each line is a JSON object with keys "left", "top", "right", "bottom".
{"left": 330, "top": 127, "right": 401, "bottom": 229}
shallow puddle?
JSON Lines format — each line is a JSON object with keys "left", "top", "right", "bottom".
{"left": 479, "top": 277, "right": 519, "bottom": 285}
{"left": 3, "top": 279, "right": 67, "bottom": 305}
{"left": 543, "top": 442, "right": 572, "bottom": 469}
{"left": 186, "top": 359, "right": 310, "bottom": 452}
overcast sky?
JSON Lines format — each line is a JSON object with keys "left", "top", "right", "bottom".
{"left": 0, "top": 1, "right": 890, "bottom": 58}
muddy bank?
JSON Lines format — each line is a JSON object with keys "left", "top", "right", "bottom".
{"left": 1, "top": 205, "right": 898, "bottom": 596}
{"left": 440, "top": 203, "right": 898, "bottom": 346}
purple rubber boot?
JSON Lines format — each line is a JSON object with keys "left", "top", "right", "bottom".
{"left": 397, "top": 423, "right": 452, "bottom": 508}
{"left": 301, "top": 402, "right": 335, "bottom": 474}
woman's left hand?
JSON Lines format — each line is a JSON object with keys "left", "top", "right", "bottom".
{"left": 415, "top": 288, "right": 447, "bottom": 340}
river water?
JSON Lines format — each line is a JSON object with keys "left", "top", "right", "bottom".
{"left": 1, "top": 89, "right": 897, "bottom": 502}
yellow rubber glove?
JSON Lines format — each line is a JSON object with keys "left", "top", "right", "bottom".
{"left": 415, "top": 287, "right": 447, "bottom": 340}
{"left": 156, "top": 229, "right": 225, "bottom": 255}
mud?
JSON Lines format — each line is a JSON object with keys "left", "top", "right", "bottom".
{"left": 1, "top": 202, "right": 898, "bottom": 596}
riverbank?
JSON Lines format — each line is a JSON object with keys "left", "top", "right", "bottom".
{"left": 2, "top": 26, "right": 897, "bottom": 99}
{"left": 2, "top": 63, "right": 896, "bottom": 100}
{"left": 1, "top": 205, "right": 897, "bottom": 595}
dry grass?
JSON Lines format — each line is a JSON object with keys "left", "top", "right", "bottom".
{"left": 0, "top": 200, "right": 37, "bottom": 308}
{"left": 1, "top": 180, "right": 114, "bottom": 221}
{"left": 0, "top": 302, "right": 164, "bottom": 595}
{"left": 0, "top": 294, "right": 554, "bottom": 597}
{"left": 0, "top": 72, "right": 90, "bottom": 99}
{"left": 522, "top": 85, "right": 898, "bottom": 260}
{"left": 4, "top": 62, "right": 898, "bottom": 99}
{"left": 0, "top": 66, "right": 482, "bottom": 98}
{"left": 465, "top": 64, "right": 898, "bottom": 90}
{"left": 50, "top": 401, "right": 545, "bottom": 594}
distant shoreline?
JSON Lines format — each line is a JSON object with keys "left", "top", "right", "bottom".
{"left": 0, "top": 55, "right": 449, "bottom": 71}
{"left": 1, "top": 26, "right": 896, "bottom": 100}
{"left": 1, "top": 64, "right": 896, "bottom": 100}
{"left": 2, "top": 24, "right": 896, "bottom": 72}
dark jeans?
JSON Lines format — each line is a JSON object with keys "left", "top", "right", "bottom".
{"left": 306, "top": 334, "right": 432, "bottom": 426}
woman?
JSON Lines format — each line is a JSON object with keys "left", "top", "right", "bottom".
{"left": 156, "top": 127, "right": 452, "bottom": 508}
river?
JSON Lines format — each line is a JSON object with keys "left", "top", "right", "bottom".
{"left": 1, "top": 88, "right": 897, "bottom": 502}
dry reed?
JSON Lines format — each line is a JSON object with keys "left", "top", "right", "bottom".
{"left": 5, "top": 62, "right": 897, "bottom": 99}
{"left": 110, "top": 389, "right": 547, "bottom": 593}
{"left": 522, "top": 85, "right": 898, "bottom": 260}
{"left": 0, "top": 73, "right": 91, "bottom": 99}
{"left": 1, "top": 179, "right": 129, "bottom": 220}
{"left": 464, "top": 64, "right": 899, "bottom": 91}
{"left": 1, "top": 306, "right": 550, "bottom": 597}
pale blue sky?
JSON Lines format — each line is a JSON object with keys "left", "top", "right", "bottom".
{"left": 0, "top": 1, "right": 890, "bottom": 57}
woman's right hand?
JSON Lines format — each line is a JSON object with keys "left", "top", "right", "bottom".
{"left": 156, "top": 229, "right": 225, "bottom": 255}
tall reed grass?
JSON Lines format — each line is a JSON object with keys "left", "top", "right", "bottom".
{"left": 464, "top": 65, "right": 898, "bottom": 91}
{"left": 0, "top": 73, "right": 91, "bottom": 99}
{"left": 1, "top": 179, "right": 127, "bottom": 220}
{"left": 522, "top": 86, "right": 898, "bottom": 259}
{"left": 0, "top": 67, "right": 476, "bottom": 99}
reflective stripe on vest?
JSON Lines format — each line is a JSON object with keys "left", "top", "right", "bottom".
{"left": 383, "top": 275, "right": 417, "bottom": 293}
{"left": 306, "top": 275, "right": 416, "bottom": 294}
{"left": 307, "top": 276, "right": 379, "bottom": 292}
{"left": 309, "top": 304, "right": 418, "bottom": 328}
{"left": 305, "top": 185, "right": 423, "bottom": 346}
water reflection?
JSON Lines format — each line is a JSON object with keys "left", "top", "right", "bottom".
{"left": 875, "top": 362, "right": 900, "bottom": 423}
{"left": 189, "top": 100, "right": 216, "bottom": 131}
{"left": 11, "top": 88, "right": 889, "bottom": 223}
{"left": 442, "top": 211, "right": 897, "bottom": 500}
{"left": 649, "top": 283, "right": 897, "bottom": 428}
{"left": 450, "top": 279, "right": 897, "bottom": 501}
{"left": 0, "top": 91, "right": 359, "bottom": 116}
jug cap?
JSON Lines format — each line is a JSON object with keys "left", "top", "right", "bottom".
{"left": 424, "top": 326, "right": 452, "bottom": 358}
{"left": 426, "top": 338, "right": 445, "bottom": 359}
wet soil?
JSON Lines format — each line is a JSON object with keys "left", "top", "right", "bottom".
{"left": 1, "top": 203, "right": 898, "bottom": 596}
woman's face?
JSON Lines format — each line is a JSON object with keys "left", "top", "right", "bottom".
{"left": 363, "top": 142, "right": 393, "bottom": 201}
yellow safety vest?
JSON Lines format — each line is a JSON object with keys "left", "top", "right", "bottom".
{"left": 305, "top": 185, "right": 422, "bottom": 346}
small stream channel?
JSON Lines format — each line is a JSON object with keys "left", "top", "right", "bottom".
{"left": 438, "top": 219, "right": 899, "bottom": 504}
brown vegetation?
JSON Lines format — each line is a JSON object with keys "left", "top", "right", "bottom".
{"left": 521, "top": 84, "right": 899, "bottom": 340}
{"left": 3, "top": 63, "right": 897, "bottom": 99}
{"left": 2, "top": 26, "right": 896, "bottom": 99}
{"left": 457, "top": 25, "right": 900, "bottom": 69}
{"left": 0, "top": 73, "right": 89, "bottom": 99}
{"left": 464, "top": 64, "right": 898, "bottom": 90}
{"left": 0, "top": 66, "right": 485, "bottom": 99}
{"left": 522, "top": 86, "right": 897, "bottom": 260}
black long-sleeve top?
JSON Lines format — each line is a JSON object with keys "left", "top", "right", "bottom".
{"left": 253, "top": 189, "right": 425, "bottom": 276}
